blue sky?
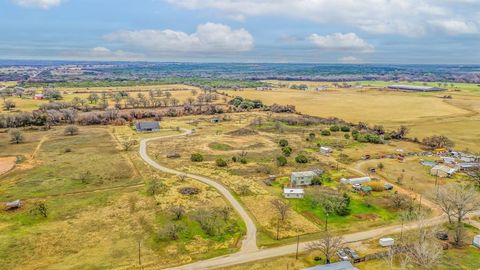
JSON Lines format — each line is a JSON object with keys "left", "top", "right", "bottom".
{"left": 1, "top": 0, "right": 480, "bottom": 64}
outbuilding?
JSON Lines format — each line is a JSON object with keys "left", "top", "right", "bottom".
{"left": 341, "top": 176, "right": 371, "bottom": 185}
{"left": 283, "top": 188, "right": 305, "bottom": 199}
{"left": 5, "top": 199, "right": 22, "bottom": 210}
{"left": 474, "top": 235, "right": 480, "bottom": 248}
{"left": 135, "top": 121, "right": 160, "bottom": 132}
{"left": 431, "top": 164, "right": 458, "bottom": 177}
{"left": 379, "top": 238, "right": 395, "bottom": 247}
{"left": 320, "top": 146, "right": 333, "bottom": 155}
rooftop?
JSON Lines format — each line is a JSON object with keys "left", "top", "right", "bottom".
{"left": 302, "top": 261, "right": 358, "bottom": 270}
{"left": 388, "top": 85, "right": 445, "bottom": 92}
{"left": 292, "top": 171, "right": 318, "bottom": 178}
{"left": 283, "top": 188, "right": 305, "bottom": 194}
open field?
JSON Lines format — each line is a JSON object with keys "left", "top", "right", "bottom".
{"left": 229, "top": 83, "right": 480, "bottom": 152}
{"left": 0, "top": 125, "right": 244, "bottom": 269}
{"left": 148, "top": 112, "right": 420, "bottom": 247}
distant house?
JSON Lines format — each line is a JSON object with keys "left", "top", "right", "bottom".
{"left": 320, "top": 146, "right": 333, "bottom": 155}
{"left": 135, "top": 121, "right": 160, "bottom": 132}
{"left": 5, "top": 200, "right": 21, "bottom": 211}
{"left": 283, "top": 188, "right": 305, "bottom": 199}
{"left": 33, "top": 93, "right": 44, "bottom": 100}
{"left": 211, "top": 117, "right": 221, "bottom": 123}
{"left": 459, "top": 163, "right": 480, "bottom": 171}
{"left": 291, "top": 170, "right": 322, "bottom": 186}
{"left": 431, "top": 164, "right": 458, "bottom": 177}
{"left": 302, "top": 261, "right": 358, "bottom": 270}
{"left": 340, "top": 176, "right": 371, "bottom": 185}
{"left": 387, "top": 85, "right": 445, "bottom": 92}
{"left": 256, "top": 86, "right": 273, "bottom": 91}
{"left": 441, "top": 157, "right": 456, "bottom": 164}
{"left": 421, "top": 160, "right": 437, "bottom": 167}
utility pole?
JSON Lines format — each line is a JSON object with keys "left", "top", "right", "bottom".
{"left": 295, "top": 234, "right": 300, "bottom": 260}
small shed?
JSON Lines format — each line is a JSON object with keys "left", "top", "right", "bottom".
{"left": 320, "top": 146, "right": 333, "bottom": 155}
{"left": 135, "top": 122, "right": 160, "bottom": 132}
{"left": 5, "top": 200, "right": 22, "bottom": 210}
{"left": 341, "top": 177, "right": 371, "bottom": 185}
{"left": 283, "top": 188, "right": 305, "bottom": 199}
{"left": 379, "top": 238, "right": 395, "bottom": 247}
{"left": 474, "top": 235, "right": 480, "bottom": 248}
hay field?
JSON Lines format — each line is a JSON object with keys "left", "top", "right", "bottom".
{"left": 0, "top": 125, "right": 244, "bottom": 269}
{"left": 231, "top": 86, "right": 480, "bottom": 152}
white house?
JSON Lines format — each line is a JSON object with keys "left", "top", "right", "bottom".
{"left": 441, "top": 157, "right": 456, "bottom": 164}
{"left": 283, "top": 188, "right": 305, "bottom": 199}
{"left": 340, "top": 177, "right": 371, "bottom": 185}
{"left": 431, "top": 164, "right": 458, "bottom": 177}
{"left": 320, "top": 146, "right": 333, "bottom": 155}
{"left": 291, "top": 171, "right": 320, "bottom": 186}
{"left": 474, "top": 235, "right": 480, "bottom": 248}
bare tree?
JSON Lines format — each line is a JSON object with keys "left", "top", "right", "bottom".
{"left": 469, "top": 166, "right": 480, "bottom": 187}
{"left": 64, "top": 125, "right": 79, "bottom": 136}
{"left": 122, "top": 139, "right": 138, "bottom": 151}
{"left": 161, "top": 223, "right": 185, "bottom": 240}
{"left": 271, "top": 199, "right": 289, "bottom": 221}
{"left": 307, "top": 231, "right": 344, "bottom": 264}
{"left": 405, "top": 221, "right": 443, "bottom": 270}
{"left": 216, "top": 206, "right": 232, "bottom": 222}
{"left": 169, "top": 205, "right": 185, "bottom": 221}
{"left": 448, "top": 184, "right": 480, "bottom": 246}
{"left": 3, "top": 100, "right": 15, "bottom": 110}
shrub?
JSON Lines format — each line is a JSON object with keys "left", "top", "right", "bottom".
{"left": 231, "top": 156, "right": 237, "bottom": 162}
{"left": 282, "top": 146, "right": 292, "bottom": 157}
{"left": 344, "top": 134, "right": 350, "bottom": 139}
{"left": 239, "top": 158, "right": 248, "bottom": 164}
{"left": 278, "top": 139, "right": 289, "bottom": 147}
{"left": 216, "top": 158, "right": 227, "bottom": 167}
{"left": 64, "top": 125, "right": 79, "bottom": 136}
{"left": 295, "top": 154, "right": 308, "bottom": 164}
{"left": 178, "top": 187, "right": 201, "bottom": 195}
{"left": 311, "top": 176, "right": 323, "bottom": 186}
{"left": 190, "top": 153, "right": 204, "bottom": 162}
{"left": 367, "top": 182, "right": 385, "bottom": 192}
{"left": 276, "top": 156, "right": 287, "bottom": 166}
{"left": 321, "top": 130, "right": 331, "bottom": 136}
{"left": 340, "top": 126, "right": 351, "bottom": 132}
{"left": 330, "top": 125, "right": 340, "bottom": 132}
{"left": 9, "top": 129, "right": 24, "bottom": 144}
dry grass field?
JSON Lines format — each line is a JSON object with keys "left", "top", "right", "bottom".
{"left": 0, "top": 125, "right": 244, "bottom": 270}
{"left": 230, "top": 84, "right": 480, "bottom": 152}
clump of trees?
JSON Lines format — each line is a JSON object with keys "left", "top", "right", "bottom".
{"left": 422, "top": 135, "right": 455, "bottom": 149}
{"left": 229, "top": 96, "right": 263, "bottom": 110}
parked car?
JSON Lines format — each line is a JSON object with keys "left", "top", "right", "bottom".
{"left": 336, "top": 249, "right": 349, "bottom": 261}
{"left": 384, "top": 183, "right": 394, "bottom": 190}
{"left": 352, "top": 184, "right": 362, "bottom": 190}
{"left": 436, "top": 231, "right": 449, "bottom": 241}
{"left": 344, "top": 247, "right": 361, "bottom": 263}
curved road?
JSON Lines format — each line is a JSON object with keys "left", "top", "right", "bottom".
{"left": 139, "top": 129, "right": 258, "bottom": 253}
{"left": 140, "top": 130, "right": 480, "bottom": 270}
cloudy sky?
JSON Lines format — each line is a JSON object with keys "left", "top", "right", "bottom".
{"left": 1, "top": 0, "right": 479, "bottom": 63}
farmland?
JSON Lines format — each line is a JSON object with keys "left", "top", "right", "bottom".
{"left": 230, "top": 81, "right": 480, "bottom": 152}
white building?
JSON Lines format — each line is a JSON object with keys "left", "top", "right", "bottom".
{"left": 283, "top": 188, "right": 305, "bottom": 199}
{"left": 320, "top": 146, "right": 333, "bottom": 155}
{"left": 291, "top": 170, "right": 321, "bottom": 186}
{"left": 431, "top": 164, "right": 458, "bottom": 177}
{"left": 340, "top": 177, "right": 371, "bottom": 185}
{"left": 474, "top": 235, "right": 480, "bottom": 248}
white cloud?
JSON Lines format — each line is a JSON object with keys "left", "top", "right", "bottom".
{"left": 431, "top": 19, "right": 478, "bottom": 35}
{"left": 338, "top": 56, "right": 362, "bottom": 64}
{"left": 62, "top": 47, "right": 144, "bottom": 61}
{"left": 166, "top": 0, "right": 480, "bottom": 36}
{"left": 104, "top": 23, "right": 254, "bottom": 54}
{"left": 13, "top": 0, "right": 63, "bottom": 9}
{"left": 308, "top": 33, "right": 374, "bottom": 52}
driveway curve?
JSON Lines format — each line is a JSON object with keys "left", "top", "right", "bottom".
{"left": 139, "top": 129, "right": 258, "bottom": 253}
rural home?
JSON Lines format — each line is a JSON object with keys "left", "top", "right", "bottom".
{"left": 430, "top": 164, "right": 458, "bottom": 177}
{"left": 135, "top": 121, "right": 160, "bottom": 132}
{"left": 302, "top": 261, "right": 358, "bottom": 270}
{"left": 283, "top": 188, "right": 305, "bottom": 199}
{"left": 387, "top": 85, "right": 445, "bottom": 92}
{"left": 33, "top": 93, "right": 44, "bottom": 100}
{"left": 320, "top": 146, "right": 333, "bottom": 155}
{"left": 340, "top": 176, "right": 371, "bottom": 185}
{"left": 291, "top": 170, "right": 321, "bottom": 186}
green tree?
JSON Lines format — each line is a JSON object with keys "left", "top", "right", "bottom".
{"left": 9, "top": 129, "right": 24, "bottom": 144}
{"left": 278, "top": 139, "right": 289, "bottom": 147}
{"left": 295, "top": 154, "right": 308, "bottom": 164}
{"left": 276, "top": 156, "right": 287, "bottom": 166}
{"left": 190, "top": 153, "right": 204, "bottom": 162}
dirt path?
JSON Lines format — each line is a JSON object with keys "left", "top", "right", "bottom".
{"left": 0, "top": 157, "right": 16, "bottom": 176}
{"left": 139, "top": 129, "right": 258, "bottom": 253}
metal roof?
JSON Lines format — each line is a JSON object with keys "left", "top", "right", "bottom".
{"left": 302, "top": 261, "right": 358, "bottom": 270}
{"left": 388, "top": 85, "right": 445, "bottom": 92}
{"left": 136, "top": 122, "right": 160, "bottom": 130}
